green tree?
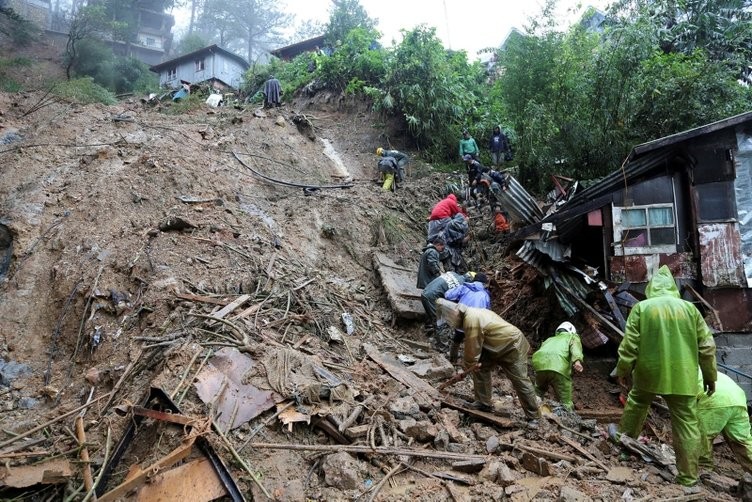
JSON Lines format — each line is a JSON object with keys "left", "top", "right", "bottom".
{"left": 325, "top": 0, "right": 377, "bottom": 46}
{"left": 174, "top": 32, "right": 208, "bottom": 55}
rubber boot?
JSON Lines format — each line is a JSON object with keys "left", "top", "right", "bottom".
{"left": 382, "top": 173, "right": 394, "bottom": 191}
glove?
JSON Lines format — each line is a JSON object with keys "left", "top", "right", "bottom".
{"left": 573, "top": 361, "right": 583, "bottom": 373}
{"left": 704, "top": 380, "right": 716, "bottom": 396}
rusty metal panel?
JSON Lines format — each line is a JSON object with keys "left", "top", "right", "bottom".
{"left": 698, "top": 223, "right": 746, "bottom": 287}
{"left": 496, "top": 175, "right": 545, "bottom": 226}
{"left": 609, "top": 253, "right": 695, "bottom": 284}
{"left": 704, "top": 289, "right": 752, "bottom": 332}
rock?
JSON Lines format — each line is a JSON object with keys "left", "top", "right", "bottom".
{"left": 486, "top": 435, "right": 500, "bottom": 453}
{"left": 739, "top": 472, "right": 752, "bottom": 502}
{"left": 275, "top": 116, "right": 286, "bottom": 126}
{"left": 85, "top": 367, "right": 101, "bottom": 385}
{"left": 0, "top": 359, "right": 32, "bottom": 386}
{"left": 451, "top": 459, "right": 485, "bottom": 473}
{"left": 433, "top": 430, "right": 450, "bottom": 450}
{"left": 397, "top": 417, "right": 417, "bottom": 432}
{"left": 701, "top": 472, "right": 737, "bottom": 494}
{"left": 322, "top": 452, "right": 362, "bottom": 490}
{"left": 437, "top": 409, "right": 470, "bottom": 443}
{"left": 471, "top": 423, "right": 496, "bottom": 441}
{"left": 17, "top": 397, "right": 39, "bottom": 409}
{"left": 388, "top": 396, "right": 420, "bottom": 419}
{"left": 521, "top": 452, "right": 552, "bottom": 476}
{"left": 605, "top": 466, "right": 633, "bottom": 484}
{"left": 408, "top": 355, "right": 454, "bottom": 379}
{"left": 505, "top": 484, "right": 526, "bottom": 497}
{"left": 403, "top": 420, "right": 437, "bottom": 443}
{"left": 271, "top": 479, "right": 305, "bottom": 502}
{"left": 479, "top": 461, "right": 519, "bottom": 487}
{"left": 558, "top": 485, "right": 590, "bottom": 501}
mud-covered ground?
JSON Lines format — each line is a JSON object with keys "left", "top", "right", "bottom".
{"left": 0, "top": 37, "right": 745, "bottom": 502}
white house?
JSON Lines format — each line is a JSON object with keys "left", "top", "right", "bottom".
{"left": 149, "top": 45, "right": 249, "bottom": 91}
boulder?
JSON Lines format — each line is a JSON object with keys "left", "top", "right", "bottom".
{"left": 322, "top": 452, "right": 363, "bottom": 490}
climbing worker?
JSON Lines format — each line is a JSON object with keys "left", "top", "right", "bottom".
{"left": 697, "top": 371, "right": 752, "bottom": 474}
{"left": 436, "top": 298, "right": 540, "bottom": 424}
{"left": 464, "top": 154, "right": 484, "bottom": 186}
{"left": 531, "top": 321, "right": 584, "bottom": 411}
{"left": 376, "top": 147, "right": 409, "bottom": 182}
{"left": 458, "top": 129, "right": 480, "bottom": 161}
{"left": 428, "top": 194, "right": 465, "bottom": 243}
{"left": 420, "top": 271, "right": 472, "bottom": 337}
{"left": 444, "top": 273, "right": 491, "bottom": 364}
{"left": 612, "top": 265, "right": 717, "bottom": 489}
{"left": 263, "top": 75, "right": 282, "bottom": 108}
{"left": 416, "top": 235, "right": 446, "bottom": 290}
{"left": 377, "top": 155, "right": 399, "bottom": 192}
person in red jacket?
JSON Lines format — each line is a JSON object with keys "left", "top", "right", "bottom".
{"left": 430, "top": 194, "right": 463, "bottom": 221}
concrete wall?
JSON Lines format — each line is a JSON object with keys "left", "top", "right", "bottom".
{"left": 6, "top": 0, "right": 50, "bottom": 29}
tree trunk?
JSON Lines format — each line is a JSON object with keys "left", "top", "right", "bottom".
{"left": 188, "top": 0, "right": 197, "bottom": 34}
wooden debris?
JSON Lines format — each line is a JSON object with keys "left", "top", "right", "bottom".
{"left": 74, "top": 416, "right": 94, "bottom": 495}
{"left": 248, "top": 442, "right": 489, "bottom": 462}
{"left": 558, "top": 435, "right": 609, "bottom": 471}
{"left": 517, "top": 443, "right": 577, "bottom": 463}
{"left": 451, "top": 459, "right": 486, "bottom": 473}
{"left": 520, "top": 452, "right": 552, "bottom": 476}
{"left": 440, "top": 398, "right": 515, "bottom": 429}
{"left": 0, "top": 459, "right": 73, "bottom": 488}
{"left": 438, "top": 364, "right": 479, "bottom": 392}
{"left": 344, "top": 424, "right": 370, "bottom": 440}
{"left": 338, "top": 396, "right": 373, "bottom": 433}
{"left": 135, "top": 458, "right": 227, "bottom": 502}
{"left": 364, "top": 343, "right": 438, "bottom": 407}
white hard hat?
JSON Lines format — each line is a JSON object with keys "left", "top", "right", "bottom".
{"left": 556, "top": 321, "right": 577, "bottom": 334}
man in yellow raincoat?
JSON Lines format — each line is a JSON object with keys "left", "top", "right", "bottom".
{"left": 532, "top": 321, "right": 584, "bottom": 410}
{"left": 436, "top": 298, "right": 539, "bottom": 422}
{"left": 615, "top": 265, "right": 717, "bottom": 487}
{"left": 697, "top": 371, "right": 752, "bottom": 474}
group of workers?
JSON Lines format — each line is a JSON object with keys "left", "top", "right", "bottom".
{"left": 416, "top": 245, "right": 752, "bottom": 488}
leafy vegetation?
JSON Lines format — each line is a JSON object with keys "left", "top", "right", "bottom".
{"left": 0, "top": 7, "right": 40, "bottom": 46}
{"left": 52, "top": 77, "right": 117, "bottom": 105}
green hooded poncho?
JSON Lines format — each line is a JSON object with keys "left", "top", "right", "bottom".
{"left": 616, "top": 265, "right": 716, "bottom": 396}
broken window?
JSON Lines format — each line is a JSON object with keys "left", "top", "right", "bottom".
{"left": 195, "top": 58, "right": 205, "bottom": 72}
{"left": 167, "top": 67, "right": 176, "bottom": 80}
{"left": 146, "top": 37, "right": 156, "bottom": 47}
{"left": 735, "top": 128, "right": 752, "bottom": 285}
{"left": 612, "top": 204, "right": 677, "bottom": 256}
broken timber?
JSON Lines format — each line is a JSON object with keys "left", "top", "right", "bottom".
{"left": 364, "top": 343, "right": 438, "bottom": 407}
{"left": 440, "top": 398, "right": 515, "bottom": 429}
{"left": 373, "top": 253, "right": 425, "bottom": 320}
{"left": 248, "top": 442, "right": 488, "bottom": 462}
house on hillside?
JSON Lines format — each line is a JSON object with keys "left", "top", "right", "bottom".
{"left": 270, "top": 34, "right": 327, "bottom": 61}
{"left": 517, "top": 111, "right": 752, "bottom": 333}
{"left": 149, "top": 45, "right": 249, "bottom": 90}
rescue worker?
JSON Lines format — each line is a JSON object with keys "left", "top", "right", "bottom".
{"left": 531, "top": 321, "right": 584, "bottom": 410}
{"left": 263, "top": 75, "right": 282, "bottom": 107}
{"left": 489, "top": 125, "right": 509, "bottom": 166}
{"left": 613, "top": 265, "right": 717, "bottom": 489}
{"left": 416, "top": 236, "right": 445, "bottom": 290}
{"left": 420, "top": 271, "right": 473, "bottom": 337}
{"left": 427, "top": 194, "right": 465, "bottom": 243}
{"left": 376, "top": 147, "right": 409, "bottom": 182}
{"left": 492, "top": 205, "right": 511, "bottom": 234}
{"left": 697, "top": 371, "right": 752, "bottom": 474}
{"left": 444, "top": 273, "right": 491, "bottom": 364}
{"left": 458, "top": 129, "right": 480, "bottom": 161}
{"left": 436, "top": 298, "right": 540, "bottom": 423}
{"left": 377, "top": 155, "right": 399, "bottom": 191}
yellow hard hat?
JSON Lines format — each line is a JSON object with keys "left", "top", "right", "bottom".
{"left": 376, "top": 147, "right": 384, "bottom": 156}
{"left": 465, "top": 271, "right": 476, "bottom": 280}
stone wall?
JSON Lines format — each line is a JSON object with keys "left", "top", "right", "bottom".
{"left": 6, "top": 0, "right": 50, "bottom": 29}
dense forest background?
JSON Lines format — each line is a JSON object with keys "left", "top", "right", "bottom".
{"left": 3, "top": 0, "right": 751, "bottom": 192}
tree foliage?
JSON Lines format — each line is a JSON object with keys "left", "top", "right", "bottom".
{"left": 325, "top": 0, "right": 376, "bottom": 46}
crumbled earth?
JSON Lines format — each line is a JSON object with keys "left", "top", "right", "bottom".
{"left": 0, "top": 44, "right": 745, "bottom": 502}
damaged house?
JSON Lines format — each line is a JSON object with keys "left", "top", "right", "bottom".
{"left": 150, "top": 44, "right": 249, "bottom": 91}
{"left": 513, "top": 111, "right": 752, "bottom": 395}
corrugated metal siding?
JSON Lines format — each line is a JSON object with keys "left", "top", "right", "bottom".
{"left": 699, "top": 223, "right": 747, "bottom": 287}
{"left": 497, "top": 176, "right": 544, "bottom": 226}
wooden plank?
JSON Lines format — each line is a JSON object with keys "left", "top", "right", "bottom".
{"left": 175, "top": 293, "right": 232, "bottom": 306}
{"left": 372, "top": 253, "right": 424, "bottom": 319}
{"left": 440, "top": 398, "right": 515, "bottom": 429}
{"left": 210, "top": 294, "right": 251, "bottom": 320}
{"left": 603, "top": 289, "right": 626, "bottom": 330}
{"left": 363, "top": 343, "right": 438, "bottom": 407}
{"left": 136, "top": 458, "right": 227, "bottom": 502}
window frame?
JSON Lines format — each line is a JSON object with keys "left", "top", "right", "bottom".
{"left": 167, "top": 67, "right": 177, "bottom": 80}
{"left": 612, "top": 203, "right": 678, "bottom": 256}
{"left": 195, "top": 58, "right": 205, "bottom": 72}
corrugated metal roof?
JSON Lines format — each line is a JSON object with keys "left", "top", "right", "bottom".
{"left": 497, "top": 176, "right": 545, "bottom": 226}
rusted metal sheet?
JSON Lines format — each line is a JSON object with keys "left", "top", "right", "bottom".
{"left": 136, "top": 458, "right": 227, "bottom": 501}
{"left": 704, "top": 289, "right": 752, "bottom": 332}
{"left": 698, "top": 223, "right": 746, "bottom": 287}
{"left": 609, "top": 253, "right": 695, "bottom": 284}
{"left": 194, "top": 348, "right": 279, "bottom": 431}
{"left": 496, "top": 175, "right": 545, "bottom": 226}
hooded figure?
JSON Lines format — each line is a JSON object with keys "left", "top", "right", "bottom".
{"left": 614, "top": 265, "right": 717, "bottom": 487}
{"left": 696, "top": 371, "right": 752, "bottom": 474}
{"left": 416, "top": 237, "right": 445, "bottom": 289}
{"left": 531, "top": 321, "right": 584, "bottom": 410}
{"left": 436, "top": 299, "right": 539, "bottom": 420}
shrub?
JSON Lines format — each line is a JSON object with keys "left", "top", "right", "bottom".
{"left": 53, "top": 77, "right": 117, "bottom": 105}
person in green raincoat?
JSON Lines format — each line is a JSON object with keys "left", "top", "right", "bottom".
{"left": 614, "top": 265, "right": 717, "bottom": 488}
{"left": 697, "top": 371, "right": 752, "bottom": 474}
{"left": 532, "top": 321, "right": 584, "bottom": 410}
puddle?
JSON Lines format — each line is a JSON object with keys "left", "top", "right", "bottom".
{"left": 0, "top": 223, "right": 12, "bottom": 278}
{"left": 320, "top": 138, "right": 350, "bottom": 178}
